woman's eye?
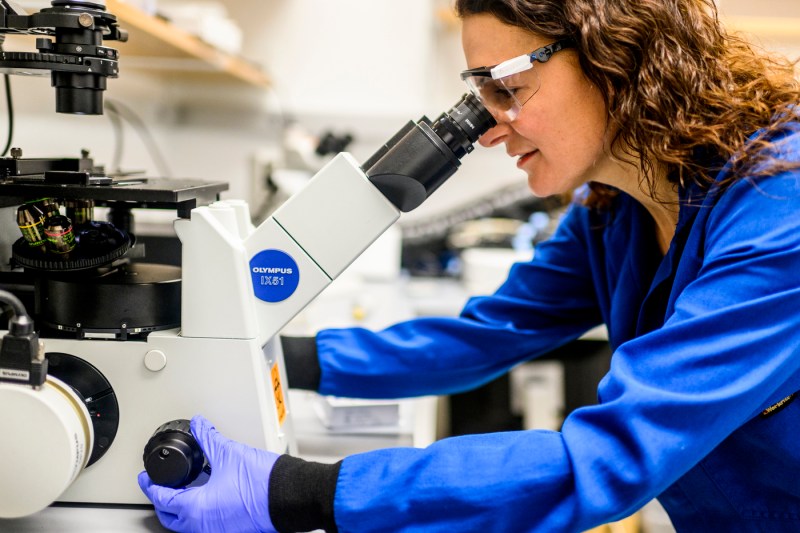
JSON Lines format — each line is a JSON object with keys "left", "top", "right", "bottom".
{"left": 492, "top": 90, "right": 514, "bottom": 104}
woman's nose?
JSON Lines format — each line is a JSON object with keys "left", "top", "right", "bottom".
{"left": 478, "top": 121, "right": 510, "bottom": 148}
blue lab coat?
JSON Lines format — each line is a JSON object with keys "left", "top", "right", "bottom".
{"left": 314, "top": 126, "right": 800, "bottom": 532}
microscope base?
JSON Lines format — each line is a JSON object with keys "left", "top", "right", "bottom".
{"left": 43, "top": 329, "right": 295, "bottom": 505}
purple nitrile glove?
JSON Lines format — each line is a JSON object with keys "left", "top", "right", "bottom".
{"left": 138, "top": 415, "right": 279, "bottom": 533}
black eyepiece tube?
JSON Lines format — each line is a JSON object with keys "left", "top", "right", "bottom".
{"left": 364, "top": 93, "right": 495, "bottom": 212}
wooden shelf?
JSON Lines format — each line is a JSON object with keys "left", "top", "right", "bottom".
{"left": 105, "top": 0, "right": 270, "bottom": 87}
{"left": 724, "top": 16, "right": 800, "bottom": 43}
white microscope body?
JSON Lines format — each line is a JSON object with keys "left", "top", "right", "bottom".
{"left": 0, "top": 94, "right": 493, "bottom": 518}
{"left": 0, "top": 153, "right": 400, "bottom": 516}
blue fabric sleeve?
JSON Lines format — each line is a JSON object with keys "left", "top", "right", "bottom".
{"left": 331, "top": 165, "right": 800, "bottom": 532}
{"left": 315, "top": 203, "right": 604, "bottom": 399}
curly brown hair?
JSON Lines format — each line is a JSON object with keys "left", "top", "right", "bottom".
{"left": 454, "top": 0, "right": 800, "bottom": 207}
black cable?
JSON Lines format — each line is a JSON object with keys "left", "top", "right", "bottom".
{"left": 1, "top": 75, "right": 13, "bottom": 157}
{"left": 105, "top": 99, "right": 173, "bottom": 178}
{"left": 0, "top": 35, "right": 14, "bottom": 157}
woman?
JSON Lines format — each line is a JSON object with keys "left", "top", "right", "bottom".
{"left": 139, "top": 0, "right": 800, "bottom": 531}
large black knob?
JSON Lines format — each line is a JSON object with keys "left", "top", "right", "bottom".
{"left": 143, "top": 419, "right": 206, "bottom": 488}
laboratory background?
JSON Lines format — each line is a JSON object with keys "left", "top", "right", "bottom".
{"left": 0, "top": 0, "right": 798, "bottom": 532}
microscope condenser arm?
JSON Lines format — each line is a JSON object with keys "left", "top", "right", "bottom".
{"left": 176, "top": 93, "right": 495, "bottom": 345}
{"left": 0, "top": 0, "right": 126, "bottom": 115}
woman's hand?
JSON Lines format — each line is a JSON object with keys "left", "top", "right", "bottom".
{"left": 138, "top": 415, "right": 279, "bottom": 533}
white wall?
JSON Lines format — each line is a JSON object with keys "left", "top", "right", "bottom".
{"left": 228, "top": 0, "right": 435, "bottom": 118}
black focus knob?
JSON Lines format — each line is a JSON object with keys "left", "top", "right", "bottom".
{"left": 143, "top": 419, "right": 206, "bottom": 488}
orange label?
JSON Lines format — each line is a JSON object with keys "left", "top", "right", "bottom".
{"left": 271, "top": 364, "right": 287, "bottom": 426}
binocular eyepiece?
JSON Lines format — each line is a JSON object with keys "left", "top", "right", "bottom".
{"left": 363, "top": 93, "right": 496, "bottom": 212}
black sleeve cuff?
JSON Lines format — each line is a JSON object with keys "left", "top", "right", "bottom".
{"left": 280, "top": 335, "right": 321, "bottom": 391}
{"left": 269, "top": 454, "right": 341, "bottom": 533}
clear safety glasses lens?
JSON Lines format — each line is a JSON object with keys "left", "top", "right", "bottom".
{"left": 460, "top": 39, "right": 573, "bottom": 121}
{"left": 461, "top": 64, "right": 541, "bottom": 121}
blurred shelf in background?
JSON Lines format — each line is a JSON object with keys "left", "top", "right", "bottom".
{"left": 106, "top": 0, "right": 269, "bottom": 87}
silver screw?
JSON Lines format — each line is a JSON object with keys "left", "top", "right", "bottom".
{"left": 78, "top": 13, "right": 93, "bottom": 28}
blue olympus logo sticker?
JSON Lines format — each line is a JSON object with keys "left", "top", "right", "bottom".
{"left": 249, "top": 249, "right": 299, "bottom": 303}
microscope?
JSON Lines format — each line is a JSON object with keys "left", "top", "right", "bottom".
{"left": 0, "top": 0, "right": 496, "bottom": 520}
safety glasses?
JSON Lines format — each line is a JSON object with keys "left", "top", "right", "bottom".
{"left": 460, "top": 39, "right": 574, "bottom": 121}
